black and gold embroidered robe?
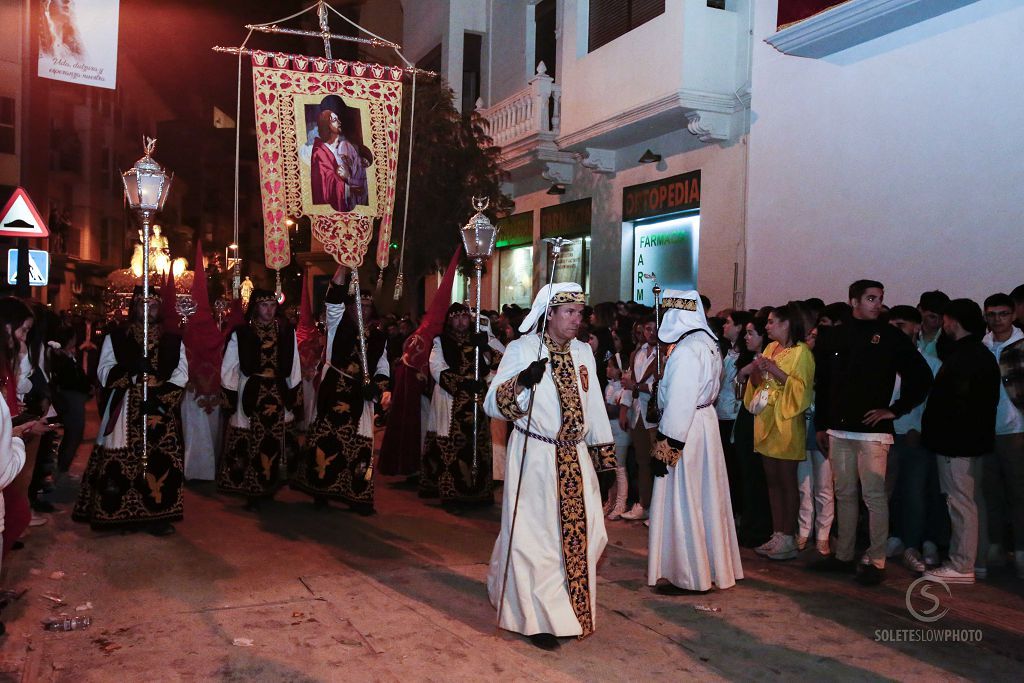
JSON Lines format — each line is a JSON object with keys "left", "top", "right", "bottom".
{"left": 482, "top": 333, "right": 615, "bottom": 639}
{"left": 73, "top": 324, "right": 187, "bottom": 528}
{"left": 420, "top": 332, "right": 494, "bottom": 503}
{"left": 217, "top": 319, "right": 301, "bottom": 497}
{"left": 291, "top": 285, "right": 389, "bottom": 507}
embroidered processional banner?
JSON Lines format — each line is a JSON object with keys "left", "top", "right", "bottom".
{"left": 251, "top": 51, "right": 403, "bottom": 270}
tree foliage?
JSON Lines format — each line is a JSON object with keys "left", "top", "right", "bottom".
{"left": 387, "top": 76, "right": 511, "bottom": 296}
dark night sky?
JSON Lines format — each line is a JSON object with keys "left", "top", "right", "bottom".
{"left": 119, "top": 0, "right": 318, "bottom": 119}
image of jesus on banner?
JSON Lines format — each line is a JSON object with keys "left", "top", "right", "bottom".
{"left": 299, "top": 94, "right": 376, "bottom": 215}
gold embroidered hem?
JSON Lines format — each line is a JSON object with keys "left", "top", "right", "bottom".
{"left": 652, "top": 439, "right": 683, "bottom": 467}
{"left": 495, "top": 377, "right": 527, "bottom": 421}
{"left": 588, "top": 443, "right": 617, "bottom": 472}
{"left": 72, "top": 385, "right": 185, "bottom": 528}
{"left": 291, "top": 420, "right": 374, "bottom": 504}
{"left": 547, "top": 336, "right": 594, "bottom": 638}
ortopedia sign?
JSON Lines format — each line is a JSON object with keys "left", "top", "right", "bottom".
{"left": 7, "top": 249, "right": 50, "bottom": 287}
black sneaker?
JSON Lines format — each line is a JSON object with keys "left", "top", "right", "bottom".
{"left": 856, "top": 563, "right": 885, "bottom": 586}
{"left": 808, "top": 556, "right": 856, "bottom": 573}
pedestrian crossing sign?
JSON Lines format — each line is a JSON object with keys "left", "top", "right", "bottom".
{"left": 6, "top": 249, "right": 50, "bottom": 286}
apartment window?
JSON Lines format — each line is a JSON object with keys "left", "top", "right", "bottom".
{"left": 534, "top": 0, "right": 557, "bottom": 78}
{"left": 588, "top": 0, "right": 665, "bottom": 52}
{"left": 462, "top": 33, "right": 482, "bottom": 113}
{"left": 0, "top": 97, "right": 14, "bottom": 154}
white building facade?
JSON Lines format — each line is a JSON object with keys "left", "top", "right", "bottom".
{"left": 745, "top": 0, "right": 1024, "bottom": 308}
{"left": 405, "top": 0, "right": 754, "bottom": 311}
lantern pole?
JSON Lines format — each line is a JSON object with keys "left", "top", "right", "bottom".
{"left": 140, "top": 208, "right": 151, "bottom": 470}
{"left": 460, "top": 197, "right": 498, "bottom": 486}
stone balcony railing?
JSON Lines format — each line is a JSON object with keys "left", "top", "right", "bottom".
{"left": 478, "top": 62, "right": 561, "bottom": 150}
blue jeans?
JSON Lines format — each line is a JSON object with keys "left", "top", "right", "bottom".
{"left": 893, "top": 432, "right": 949, "bottom": 550}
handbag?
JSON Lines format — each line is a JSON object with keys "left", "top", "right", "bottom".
{"left": 748, "top": 383, "right": 771, "bottom": 415}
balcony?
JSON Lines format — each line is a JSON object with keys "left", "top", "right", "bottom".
{"left": 477, "top": 63, "right": 576, "bottom": 185}
{"left": 556, "top": 0, "right": 751, "bottom": 152}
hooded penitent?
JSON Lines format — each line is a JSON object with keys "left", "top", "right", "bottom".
{"left": 183, "top": 241, "right": 224, "bottom": 398}
{"left": 658, "top": 289, "right": 716, "bottom": 344}
{"left": 517, "top": 282, "right": 586, "bottom": 334}
{"left": 377, "top": 245, "right": 463, "bottom": 476}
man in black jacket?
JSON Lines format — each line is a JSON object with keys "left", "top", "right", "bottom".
{"left": 812, "top": 280, "right": 932, "bottom": 585}
{"left": 921, "top": 299, "right": 1000, "bottom": 584}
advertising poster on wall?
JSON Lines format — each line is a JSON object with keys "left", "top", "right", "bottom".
{"left": 38, "top": 0, "right": 121, "bottom": 90}
{"left": 632, "top": 215, "right": 699, "bottom": 305}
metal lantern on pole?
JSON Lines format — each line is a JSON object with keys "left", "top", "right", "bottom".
{"left": 121, "top": 136, "right": 173, "bottom": 473}
{"left": 459, "top": 197, "right": 498, "bottom": 484}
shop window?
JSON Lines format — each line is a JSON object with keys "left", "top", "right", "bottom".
{"left": 499, "top": 245, "right": 534, "bottom": 308}
{"left": 588, "top": 0, "right": 665, "bottom": 52}
{"left": 546, "top": 236, "right": 591, "bottom": 297}
{"left": 0, "top": 97, "right": 14, "bottom": 154}
{"left": 631, "top": 214, "right": 699, "bottom": 304}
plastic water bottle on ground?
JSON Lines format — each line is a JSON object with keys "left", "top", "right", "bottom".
{"left": 42, "top": 616, "right": 91, "bottom": 631}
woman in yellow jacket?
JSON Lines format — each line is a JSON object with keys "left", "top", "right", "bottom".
{"left": 744, "top": 303, "right": 815, "bottom": 560}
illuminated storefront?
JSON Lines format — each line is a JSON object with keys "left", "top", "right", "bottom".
{"left": 623, "top": 170, "right": 701, "bottom": 304}
{"left": 495, "top": 210, "right": 534, "bottom": 308}
{"left": 539, "top": 198, "right": 592, "bottom": 296}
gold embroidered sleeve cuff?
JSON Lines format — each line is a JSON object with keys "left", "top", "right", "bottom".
{"left": 438, "top": 369, "right": 461, "bottom": 396}
{"left": 495, "top": 376, "right": 527, "bottom": 421}
{"left": 588, "top": 443, "right": 617, "bottom": 472}
{"left": 652, "top": 438, "right": 682, "bottom": 467}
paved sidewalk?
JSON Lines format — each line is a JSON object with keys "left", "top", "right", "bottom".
{"left": 1, "top": 437, "right": 1022, "bottom": 680}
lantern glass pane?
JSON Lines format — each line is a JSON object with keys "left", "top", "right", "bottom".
{"left": 122, "top": 171, "right": 141, "bottom": 207}
{"left": 138, "top": 173, "right": 165, "bottom": 210}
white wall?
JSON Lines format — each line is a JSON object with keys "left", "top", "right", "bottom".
{"left": 401, "top": 0, "right": 449, "bottom": 65}
{"left": 487, "top": 0, "right": 531, "bottom": 105}
{"left": 745, "top": 0, "right": 1024, "bottom": 309}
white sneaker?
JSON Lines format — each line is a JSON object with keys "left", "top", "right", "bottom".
{"left": 886, "top": 536, "right": 905, "bottom": 558}
{"left": 903, "top": 548, "right": 925, "bottom": 573}
{"left": 816, "top": 538, "right": 831, "bottom": 556}
{"left": 924, "top": 564, "right": 975, "bottom": 585}
{"left": 29, "top": 512, "right": 48, "bottom": 527}
{"left": 620, "top": 503, "right": 648, "bottom": 521}
{"left": 755, "top": 533, "right": 782, "bottom": 556}
{"left": 922, "top": 541, "right": 940, "bottom": 567}
{"left": 768, "top": 535, "right": 798, "bottom": 560}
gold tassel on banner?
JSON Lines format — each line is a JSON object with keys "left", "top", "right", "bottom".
{"left": 274, "top": 269, "right": 283, "bottom": 299}
{"left": 364, "top": 464, "right": 374, "bottom": 482}
{"left": 393, "top": 272, "right": 404, "bottom": 301}
{"left": 375, "top": 268, "right": 384, "bottom": 292}
{"left": 349, "top": 277, "right": 357, "bottom": 296}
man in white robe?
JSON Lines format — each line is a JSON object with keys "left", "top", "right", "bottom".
{"left": 484, "top": 283, "right": 616, "bottom": 650}
{"left": 648, "top": 289, "right": 743, "bottom": 593}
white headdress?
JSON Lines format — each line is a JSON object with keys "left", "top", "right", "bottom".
{"left": 658, "top": 289, "right": 716, "bottom": 343}
{"left": 518, "top": 282, "right": 586, "bottom": 333}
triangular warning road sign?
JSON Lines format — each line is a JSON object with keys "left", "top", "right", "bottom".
{"left": 0, "top": 187, "right": 49, "bottom": 238}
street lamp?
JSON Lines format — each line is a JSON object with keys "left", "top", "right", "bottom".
{"left": 459, "top": 197, "right": 498, "bottom": 484}
{"left": 121, "top": 136, "right": 173, "bottom": 472}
